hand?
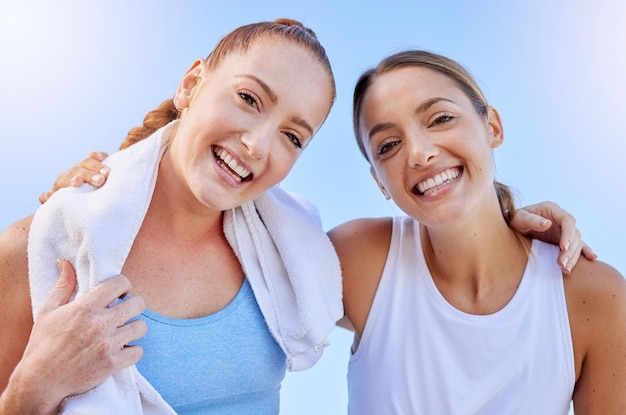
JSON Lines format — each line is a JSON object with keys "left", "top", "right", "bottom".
{"left": 39, "top": 151, "right": 110, "bottom": 204}
{"left": 3, "top": 260, "right": 146, "bottom": 414}
{"left": 510, "top": 201, "right": 597, "bottom": 274}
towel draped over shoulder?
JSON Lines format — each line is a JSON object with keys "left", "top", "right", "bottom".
{"left": 28, "top": 121, "right": 343, "bottom": 414}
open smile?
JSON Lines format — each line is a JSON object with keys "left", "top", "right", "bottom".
{"left": 415, "top": 167, "right": 461, "bottom": 195}
{"left": 213, "top": 146, "right": 253, "bottom": 183}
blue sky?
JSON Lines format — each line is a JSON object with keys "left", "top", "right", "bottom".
{"left": 1, "top": 1, "right": 624, "bottom": 413}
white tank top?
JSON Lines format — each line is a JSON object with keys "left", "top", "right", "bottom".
{"left": 347, "top": 216, "right": 575, "bottom": 414}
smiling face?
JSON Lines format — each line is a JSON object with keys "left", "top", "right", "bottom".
{"left": 164, "top": 38, "right": 333, "bottom": 212}
{"left": 359, "top": 66, "right": 504, "bottom": 226}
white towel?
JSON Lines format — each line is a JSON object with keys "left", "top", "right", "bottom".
{"left": 28, "top": 123, "right": 176, "bottom": 414}
{"left": 28, "top": 121, "right": 343, "bottom": 413}
{"left": 224, "top": 186, "right": 343, "bottom": 371}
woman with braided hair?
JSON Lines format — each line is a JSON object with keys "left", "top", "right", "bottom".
{"left": 0, "top": 18, "right": 339, "bottom": 414}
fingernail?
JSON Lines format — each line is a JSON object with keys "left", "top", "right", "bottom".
{"left": 91, "top": 174, "right": 104, "bottom": 185}
{"left": 56, "top": 259, "right": 63, "bottom": 272}
{"left": 563, "top": 240, "right": 570, "bottom": 251}
{"left": 566, "top": 262, "right": 574, "bottom": 274}
{"left": 99, "top": 166, "right": 110, "bottom": 175}
{"left": 70, "top": 175, "right": 80, "bottom": 187}
{"left": 44, "top": 191, "right": 53, "bottom": 201}
{"left": 561, "top": 256, "right": 569, "bottom": 269}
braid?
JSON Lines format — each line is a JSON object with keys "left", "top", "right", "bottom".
{"left": 119, "top": 99, "right": 179, "bottom": 150}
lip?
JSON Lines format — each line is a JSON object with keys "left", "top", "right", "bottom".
{"left": 212, "top": 145, "right": 254, "bottom": 185}
{"left": 412, "top": 166, "right": 462, "bottom": 196}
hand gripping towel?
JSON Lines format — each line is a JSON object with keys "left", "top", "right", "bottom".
{"left": 28, "top": 121, "right": 343, "bottom": 413}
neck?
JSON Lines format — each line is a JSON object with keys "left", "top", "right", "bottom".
{"left": 146, "top": 157, "right": 226, "bottom": 243}
{"left": 420, "top": 202, "right": 531, "bottom": 315}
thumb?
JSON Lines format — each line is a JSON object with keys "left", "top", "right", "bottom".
{"left": 510, "top": 208, "right": 551, "bottom": 234}
{"left": 38, "top": 259, "right": 78, "bottom": 316}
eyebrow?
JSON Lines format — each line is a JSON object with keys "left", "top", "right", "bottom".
{"left": 291, "top": 116, "right": 314, "bottom": 137}
{"left": 238, "top": 74, "right": 278, "bottom": 104}
{"left": 238, "top": 74, "right": 314, "bottom": 137}
{"left": 367, "top": 97, "right": 455, "bottom": 141}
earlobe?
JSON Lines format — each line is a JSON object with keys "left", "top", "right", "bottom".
{"left": 173, "top": 58, "right": 206, "bottom": 111}
{"left": 486, "top": 106, "right": 504, "bottom": 148}
{"left": 370, "top": 167, "right": 391, "bottom": 200}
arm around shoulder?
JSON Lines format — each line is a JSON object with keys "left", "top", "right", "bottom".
{"left": 566, "top": 258, "right": 626, "bottom": 414}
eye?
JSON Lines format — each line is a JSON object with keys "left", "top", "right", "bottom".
{"left": 238, "top": 91, "right": 259, "bottom": 109}
{"left": 376, "top": 139, "right": 400, "bottom": 158}
{"left": 430, "top": 113, "right": 454, "bottom": 127}
{"left": 284, "top": 132, "right": 303, "bottom": 149}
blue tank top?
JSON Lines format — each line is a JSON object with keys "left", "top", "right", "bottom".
{"left": 132, "top": 278, "right": 286, "bottom": 414}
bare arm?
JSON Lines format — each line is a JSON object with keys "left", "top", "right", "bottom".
{"left": 0, "top": 217, "right": 147, "bottom": 414}
{"left": 566, "top": 259, "right": 626, "bottom": 414}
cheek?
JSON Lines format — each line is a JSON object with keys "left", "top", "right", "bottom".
{"left": 274, "top": 157, "right": 299, "bottom": 181}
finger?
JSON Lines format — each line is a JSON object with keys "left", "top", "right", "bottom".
{"left": 559, "top": 238, "right": 584, "bottom": 275}
{"left": 117, "top": 319, "right": 148, "bottom": 346}
{"left": 39, "top": 191, "right": 53, "bottom": 204}
{"left": 582, "top": 243, "right": 597, "bottom": 261}
{"left": 509, "top": 208, "right": 550, "bottom": 234}
{"left": 76, "top": 157, "right": 110, "bottom": 180}
{"left": 555, "top": 214, "right": 577, "bottom": 252}
{"left": 83, "top": 274, "right": 133, "bottom": 309}
{"left": 69, "top": 175, "right": 85, "bottom": 187}
{"left": 88, "top": 151, "right": 109, "bottom": 162}
{"left": 118, "top": 344, "right": 144, "bottom": 367}
{"left": 110, "top": 295, "right": 146, "bottom": 327}
{"left": 37, "top": 259, "right": 78, "bottom": 316}
{"left": 51, "top": 163, "right": 109, "bottom": 192}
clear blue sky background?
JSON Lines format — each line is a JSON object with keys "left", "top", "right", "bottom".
{"left": 1, "top": 1, "right": 624, "bottom": 413}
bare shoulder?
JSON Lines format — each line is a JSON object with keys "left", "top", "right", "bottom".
{"left": 565, "top": 257, "right": 626, "bottom": 342}
{"left": 0, "top": 215, "right": 35, "bottom": 392}
{"left": 565, "top": 257, "right": 626, "bottom": 412}
{"left": 328, "top": 217, "right": 393, "bottom": 337}
{"left": 328, "top": 217, "right": 394, "bottom": 280}
{"left": 565, "top": 257, "right": 626, "bottom": 317}
{"left": 328, "top": 217, "right": 393, "bottom": 252}
{"left": 0, "top": 215, "right": 33, "bottom": 291}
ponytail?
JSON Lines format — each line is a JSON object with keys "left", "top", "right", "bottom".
{"left": 495, "top": 180, "right": 516, "bottom": 224}
{"left": 119, "top": 99, "right": 179, "bottom": 150}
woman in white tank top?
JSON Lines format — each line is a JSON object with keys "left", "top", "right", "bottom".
{"left": 329, "top": 50, "right": 626, "bottom": 414}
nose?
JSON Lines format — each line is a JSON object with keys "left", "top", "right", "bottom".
{"left": 241, "top": 125, "right": 273, "bottom": 160}
{"left": 407, "top": 132, "right": 438, "bottom": 167}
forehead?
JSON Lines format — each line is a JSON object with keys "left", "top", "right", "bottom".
{"left": 215, "top": 39, "right": 328, "bottom": 89}
{"left": 368, "top": 67, "right": 461, "bottom": 106}
{"left": 360, "top": 67, "right": 468, "bottom": 123}
{"left": 215, "top": 39, "right": 333, "bottom": 128}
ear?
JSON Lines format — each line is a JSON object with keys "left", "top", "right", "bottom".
{"left": 485, "top": 106, "right": 504, "bottom": 149}
{"left": 370, "top": 166, "right": 391, "bottom": 200}
{"left": 173, "top": 58, "right": 205, "bottom": 111}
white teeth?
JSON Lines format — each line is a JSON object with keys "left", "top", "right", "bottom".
{"left": 214, "top": 148, "right": 251, "bottom": 181}
{"left": 417, "top": 168, "right": 459, "bottom": 194}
